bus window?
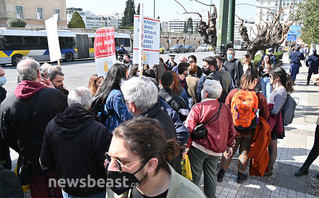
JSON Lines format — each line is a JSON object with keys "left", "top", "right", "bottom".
{"left": 6, "top": 36, "right": 23, "bottom": 50}
{"left": 0, "top": 36, "right": 4, "bottom": 50}
{"left": 39, "top": 37, "right": 48, "bottom": 49}
{"left": 123, "top": 38, "right": 130, "bottom": 47}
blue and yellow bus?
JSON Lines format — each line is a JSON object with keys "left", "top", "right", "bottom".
{"left": 0, "top": 29, "right": 131, "bottom": 66}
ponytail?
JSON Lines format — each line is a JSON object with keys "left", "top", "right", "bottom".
{"left": 270, "top": 67, "right": 294, "bottom": 93}
{"left": 164, "top": 139, "right": 180, "bottom": 162}
{"left": 285, "top": 73, "right": 294, "bottom": 93}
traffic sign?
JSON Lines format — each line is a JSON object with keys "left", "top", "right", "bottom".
{"left": 287, "top": 34, "right": 297, "bottom": 41}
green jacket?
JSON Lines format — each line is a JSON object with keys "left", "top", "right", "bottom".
{"left": 106, "top": 164, "right": 205, "bottom": 198}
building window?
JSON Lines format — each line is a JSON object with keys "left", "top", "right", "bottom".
{"left": 16, "top": 6, "right": 24, "bottom": 19}
{"left": 37, "top": 7, "right": 44, "bottom": 20}
{"left": 54, "top": 8, "right": 61, "bottom": 20}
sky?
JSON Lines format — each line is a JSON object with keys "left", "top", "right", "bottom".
{"left": 66, "top": 0, "right": 256, "bottom": 21}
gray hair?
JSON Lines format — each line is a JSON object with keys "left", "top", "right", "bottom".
{"left": 17, "top": 57, "right": 40, "bottom": 81}
{"left": 203, "top": 79, "right": 222, "bottom": 99}
{"left": 67, "top": 87, "right": 92, "bottom": 110}
{"left": 121, "top": 76, "right": 158, "bottom": 113}
{"left": 40, "top": 62, "right": 52, "bottom": 76}
{"left": 179, "top": 55, "right": 188, "bottom": 63}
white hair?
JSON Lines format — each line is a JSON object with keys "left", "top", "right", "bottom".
{"left": 17, "top": 57, "right": 40, "bottom": 81}
{"left": 121, "top": 76, "right": 158, "bottom": 113}
{"left": 203, "top": 79, "right": 222, "bottom": 99}
{"left": 68, "top": 87, "right": 92, "bottom": 110}
{"left": 179, "top": 55, "right": 188, "bottom": 63}
{"left": 40, "top": 62, "right": 52, "bottom": 76}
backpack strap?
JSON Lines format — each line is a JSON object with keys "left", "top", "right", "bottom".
{"left": 158, "top": 90, "right": 174, "bottom": 104}
{"left": 204, "top": 102, "right": 222, "bottom": 125}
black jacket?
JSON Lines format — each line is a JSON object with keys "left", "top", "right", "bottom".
{"left": 158, "top": 88, "right": 189, "bottom": 121}
{"left": 0, "top": 82, "right": 67, "bottom": 175}
{"left": 141, "top": 103, "right": 181, "bottom": 173}
{"left": 40, "top": 106, "right": 111, "bottom": 196}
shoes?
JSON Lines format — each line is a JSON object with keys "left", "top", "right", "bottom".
{"left": 306, "top": 83, "right": 309, "bottom": 85}
{"left": 294, "top": 167, "right": 309, "bottom": 177}
{"left": 316, "top": 173, "right": 319, "bottom": 178}
{"left": 217, "top": 169, "right": 225, "bottom": 182}
{"left": 236, "top": 172, "right": 247, "bottom": 184}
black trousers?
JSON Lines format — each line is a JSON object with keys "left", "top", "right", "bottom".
{"left": 307, "top": 67, "right": 318, "bottom": 84}
{"left": 303, "top": 124, "right": 319, "bottom": 169}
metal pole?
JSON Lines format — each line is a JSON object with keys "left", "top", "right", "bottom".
{"left": 217, "top": 0, "right": 230, "bottom": 57}
{"left": 228, "top": 0, "right": 235, "bottom": 44}
{"left": 153, "top": 0, "right": 155, "bottom": 18}
{"left": 278, "top": 0, "right": 282, "bottom": 21}
{"left": 210, "top": 0, "right": 212, "bottom": 14}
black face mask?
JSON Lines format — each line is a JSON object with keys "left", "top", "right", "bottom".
{"left": 106, "top": 163, "right": 148, "bottom": 195}
{"left": 203, "top": 67, "right": 211, "bottom": 75}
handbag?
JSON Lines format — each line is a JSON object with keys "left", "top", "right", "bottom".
{"left": 192, "top": 102, "right": 222, "bottom": 140}
{"left": 181, "top": 154, "right": 193, "bottom": 181}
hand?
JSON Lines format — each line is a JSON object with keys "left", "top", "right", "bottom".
{"left": 224, "top": 147, "right": 233, "bottom": 158}
{"left": 182, "top": 148, "right": 190, "bottom": 159}
{"left": 41, "top": 78, "right": 54, "bottom": 88}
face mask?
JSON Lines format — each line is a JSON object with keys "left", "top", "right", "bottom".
{"left": 202, "top": 67, "right": 211, "bottom": 75}
{"left": 0, "top": 76, "right": 6, "bottom": 86}
{"left": 106, "top": 163, "right": 147, "bottom": 195}
{"left": 227, "top": 54, "right": 233, "bottom": 61}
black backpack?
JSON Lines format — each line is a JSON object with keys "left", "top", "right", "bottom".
{"left": 90, "top": 97, "right": 107, "bottom": 124}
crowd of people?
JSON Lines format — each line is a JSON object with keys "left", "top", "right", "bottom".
{"left": 0, "top": 45, "right": 318, "bottom": 198}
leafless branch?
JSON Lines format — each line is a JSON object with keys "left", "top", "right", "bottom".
{"left": 192, "top": 0, "right": 215, "bottom": 7}
{"left": 265, "top": 8, "right": 283, "bottom": 41}
{"left": 174, "top": 0, "right": 202, "bottom": 20}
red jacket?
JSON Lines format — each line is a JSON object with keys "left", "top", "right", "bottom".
{"left": 185, "top": 99, "right": 235, "bottom": 153}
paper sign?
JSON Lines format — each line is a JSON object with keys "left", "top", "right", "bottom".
{"left": 133, "top": 15, "right": 160, "bottom": 66}
{"left": 45, "top": 14, "right": 61, "bottom": 62}
{"left": 94, "top": 28, "right": 116, "bottom": 77}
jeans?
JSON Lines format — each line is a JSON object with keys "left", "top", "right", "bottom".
{"left": 260, "top": 77, "right": 272, "bottom": 102}
{"left": 62, "top": 190, "right": 106, "bottom": 198}
{"left": 307, "top": 67, "right": 319, "bottom": 84}
{"left": 302, "top": 125, "right": 319, "bottom": 169}
{"left": 188, "top": 146, "right": 220, "bottom": 198}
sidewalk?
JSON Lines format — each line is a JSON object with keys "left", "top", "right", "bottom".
{"left": 205, "top": 53, "right": 319, "bottom": 198}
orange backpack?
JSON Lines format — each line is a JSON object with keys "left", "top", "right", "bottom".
{"left": 231, "top": 89, "right": 259, "bottom": 133}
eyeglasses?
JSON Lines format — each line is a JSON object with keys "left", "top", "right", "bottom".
{"left": 105, "top": 152, "right": 144, "bottom": 172}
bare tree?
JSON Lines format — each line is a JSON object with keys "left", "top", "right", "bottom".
{"left": 174, "top": 0, "right": 217, "bottom": 51}
{"left": 237, "top": 4, "right": 300, "bottom": 59}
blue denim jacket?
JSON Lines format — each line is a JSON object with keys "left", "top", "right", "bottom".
{"left": 104, "top": 89, "right": 133, "bottom": 133}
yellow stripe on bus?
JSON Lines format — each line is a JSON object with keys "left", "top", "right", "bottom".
{"left": 11, "top": 50, "right": 31, "bottom": 57}
{"left": 0, "top": 51, "right": 8, "bottom": 57}
{"left": 89, "top": 48, "right": 94, "bottom": 53}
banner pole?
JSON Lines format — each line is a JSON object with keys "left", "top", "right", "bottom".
{"left": 138, "top": 3, "right": 144, "bottom": 75}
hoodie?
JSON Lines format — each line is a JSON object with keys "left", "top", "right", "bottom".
{"left": 14, "top": 80, "right": 45, "bottom": 100}
{"left": 40, "top": 106, "right": 110, "bottom": 196}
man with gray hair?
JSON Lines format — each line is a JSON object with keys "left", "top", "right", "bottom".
{"left": 121, "top": 76, "right": 181, "bottom": 173}
{"left": 185, "top": 79, "right": 235, "bottom": 198}
{"left": 40, "top": 87, "right": 110, "bottom": 197}
{"left": 0, "top": 57, "right": 67, "bottom": 197}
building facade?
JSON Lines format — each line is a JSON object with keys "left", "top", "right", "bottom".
{"left": 168, "top": 18, "right": 201, "bottom": 33}
{"left": 0, "top": 0, "right": 67, "bottom": 28}
{"left": 255, "top": 0, "right": 303, "bottom": 25}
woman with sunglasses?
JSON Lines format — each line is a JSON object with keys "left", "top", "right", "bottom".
{"left": 105, "top": 117, "right": 205, "bottom": 198}
{"left": 267, "top": 67, "right": 294, "bottom": 175}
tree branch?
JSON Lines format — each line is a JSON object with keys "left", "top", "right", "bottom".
{"left": 174, "top": 0, "right": 202, "bottom": 20}
{"left": 265, "top": 8, "right": 283, "bottom": 41}
{"left": 192, "top": 0, "right": 215, "bottom": 7}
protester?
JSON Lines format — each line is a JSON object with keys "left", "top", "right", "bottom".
{"left": 153, "top": 59, "right": 166, "bottom": 82}
{"left": 171, "top": 72, "right": 189, "bottom": 107}
{"left": 159, "top": 71, "right": 189, "bottom": 121}
{"left": 267, "top": 67, "right": 294, "bottom": 175}
{"left": 87, "top": 74, "right": 103, "bottom": 96}
{"left": 39, "top": 62, "right": 53, "bottom": 78}
{"left": 94, "top": 63, "right": 133, "bottom": 133}
{"left": 215, "top": 55, "right": 234, "bottom": 93}
{"left": 128, "top": 64, "right": 139, "bottom": 78}
{"left": 48, "top": 69, "right": 69, "bottom": 95}
{"left": 177, "top": 62, "right": 189, "bottom": 93}
{"left": 242, "top": 53, "right": 255, "bottom": 73}
{"left": 258, "top": 48, "right": 277, "bottom": 69}
{"left": 40, "top": 87, "right": 111, "bottom": 197}
{"left": 0, "top": 136, "right": 23, "bottom": 197}
{"left": 295, "top": 116, "right": 319, "bottom": 178}
{"left": 186, "top": 63, "right": 200, "bottom": 105}
{"left": 305, "top": 49, "right": 319, "bottom": 85}
{"left": 289, "top": 46, "right": 305, "bottom": 84}
{"left": 196, "top": 56, "right": 227, "bottom": 103}
{"left": 105, "top": 117, "right": 205, "bottom": 198}
{"left": 120, "top": 76, "right": 181, "bottom": 173}
{"left": 217, "top": 69, "right": 269, "bottom": 183}
{"left": 188, "top": 55, "right": 203, "bottom": 78}
{"left": 172, "top": 55, "right": 188, "bottom": 73}
{"left": 165, "top": 55, "right": 177, "bottom": 70}
{"left": 0, "top": 57, "right": 67, "bottom": 197}
{"left": 224, "top": 48, "right": 244, "bottom": 88}
{"left": 185, "top": 79, "right": 235, "bottom": 198}
{"left": 259, "top": 54, "right": 274, "bottom": 102}
{"left": 159, "top": 57, "right": 169, "bottom": 71}
{"left": 123, "top": 54, "right": 133, "bottom": 72}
